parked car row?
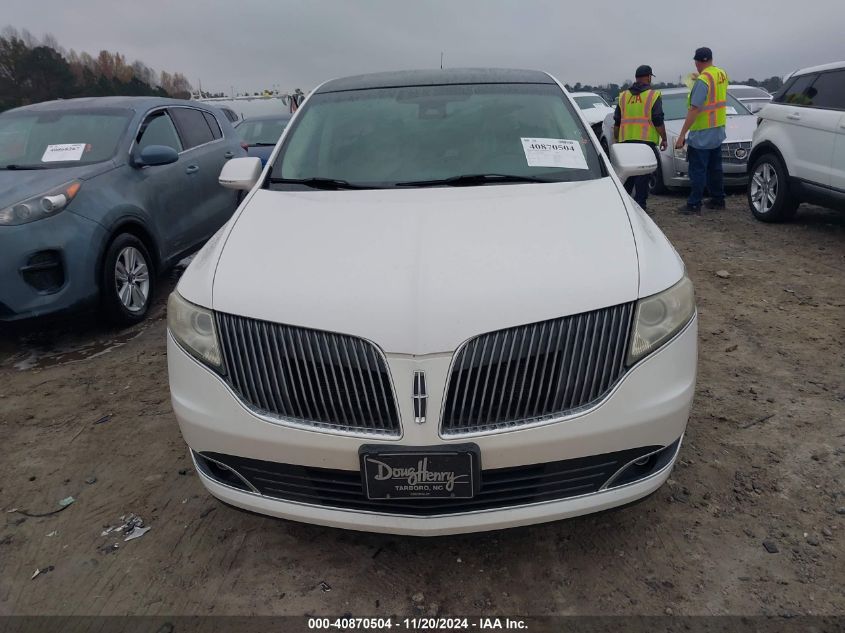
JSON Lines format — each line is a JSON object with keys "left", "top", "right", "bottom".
{"left": 3, "top": 62, "right": 842, "bottom": 330}
{"left": 575, "top": 64, "right": 844, "bottom": 222}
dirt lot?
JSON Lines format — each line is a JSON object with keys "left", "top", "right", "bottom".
{"left": 0, "top": 192, "right": 843, "bottom": 617}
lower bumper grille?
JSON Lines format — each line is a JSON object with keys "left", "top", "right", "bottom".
{"left": 195, "top": 439, "right": 679, "bottom": 516}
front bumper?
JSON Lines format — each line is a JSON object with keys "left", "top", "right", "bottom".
{"left": 168, "top": 316, "right": 697, "bottom": 535}
{"left": 660, "top": 153, "right": 749, "bottom": 188}
{"left": 0, "top": 211, "right": 106, "bottom": 321}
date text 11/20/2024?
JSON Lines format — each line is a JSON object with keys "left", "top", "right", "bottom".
{"left": 307, "top": 617, "right": 528, "bottom": 630}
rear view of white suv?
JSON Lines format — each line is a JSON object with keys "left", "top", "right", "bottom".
{"left": 747, "top": 61, "right": 845, "bottom": 222}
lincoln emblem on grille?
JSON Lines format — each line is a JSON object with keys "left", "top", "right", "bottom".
{"left": 413, "top": 371, "right": 427, "bottom": 424}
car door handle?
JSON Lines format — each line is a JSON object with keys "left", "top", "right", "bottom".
{"left": 224, "top": 151, "right": 234, "bottom": 159}
{"left": 185, "top": 164, "right": 199, "bottom": 174}
{"left": 786, "top": 113, "right": 801, "bottom": 121}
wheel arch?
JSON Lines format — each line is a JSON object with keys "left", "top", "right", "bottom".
{"left": 748, "top": 141, "right": 791, "bottom": 178}
{"left": 96, "top": 216, "right": 161, "bottom": 292}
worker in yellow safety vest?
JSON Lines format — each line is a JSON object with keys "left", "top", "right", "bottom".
{"left": 674, "top": 47, "right": 729, "bottom": 214}
{"left": 613, "top": 65, "right": 667, "bottom": 211}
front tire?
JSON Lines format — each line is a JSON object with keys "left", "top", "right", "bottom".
{"left": 101, "top": 233, "right": 155, "bottom": 325}
{"left": 748, "top": 153, "right": 798, "bottom": 222}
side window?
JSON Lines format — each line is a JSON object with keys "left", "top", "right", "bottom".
{"left": 776, "top": 74, "right": 818, "bottom": 106}
{"left": 136, "top": 111, "right": 182, "bottom": 152}
{"left": 169, "top": 108, "right": 214, "bottom": 149}
{"left": 202, "top": 111, "right": 223, "bottom": 139}
{"left": 806, "top": 71, "right": 845, "bottom": 110}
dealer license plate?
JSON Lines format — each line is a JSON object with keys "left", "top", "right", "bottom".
{"left": 359, "top": 445, "right": 480, "bottom": 500}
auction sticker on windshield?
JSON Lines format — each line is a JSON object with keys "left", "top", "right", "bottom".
{"left": 41, "top": 143, "right": 86, "bottom": 162}
{"left": 521, "top": 138, "right": 588, "bottom": 169}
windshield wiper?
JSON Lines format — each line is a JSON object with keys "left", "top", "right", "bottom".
{"left": 250, "top": 142, "right": 277, "bottom": 146}
{"left": 268, "top": 177, "right": 376, "bottom": 190}
{"left": 2, "top": 164, "right": 50, "bottom": 170}
{"left": 395, "top": 173, "right": 555, "bottom": 187}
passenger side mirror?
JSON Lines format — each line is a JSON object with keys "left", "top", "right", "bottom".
{"left": 219, "top": 157, "right": 263, "bottom": 191}
{"left": 135, "top": 144, "right": 179, "bottom": 167}
{"left": 609, "top": 143, "right": 657, "bottom": 181}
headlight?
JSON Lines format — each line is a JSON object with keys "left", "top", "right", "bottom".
{"left": 167, "top": 291, "right": 222, "bottom": 369}
{"left": 671, "top": 136, "right": 687, "bottom": 160}
{"left": 0, "top": 181, "right": 81, "bottom": 226}
{"left": 628, "top": 275, "right": 695, "bottom": 365}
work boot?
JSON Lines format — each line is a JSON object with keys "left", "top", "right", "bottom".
{"left": 705, "top": 199, "right": 725, "bottom": 210}
{"left": 678, "top": 204, "right": 701, "bottom": 215}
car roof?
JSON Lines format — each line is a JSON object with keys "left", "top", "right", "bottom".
{"left": 658, "top": 87, "right": 692, "bottom": 96}
{"left": 570, "top": 92, "right": 602, "bottom": 98}
{"left": 789, "top": 60, "right": 845, "bottom": 77}
{"left": 728, "top": 84, "right": 770, "bottom": 92}
{"left": 2, "top": 96, "right": 218, "bottom": 116}
{"left": 315, "top": 68, "right": 555, "bottom": 93}
{"left": 237, "top": 113, "right": 292, "bottom": 123}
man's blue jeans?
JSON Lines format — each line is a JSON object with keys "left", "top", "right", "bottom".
{"left": 687, "top": 145, "right": 724, "bottom": 208}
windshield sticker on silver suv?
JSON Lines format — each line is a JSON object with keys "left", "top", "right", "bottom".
{"left": 41, "top": 143, "right": 86, "bottom": 162}
{"left": 520, "top": 138, "right": 588, "bottom": 170}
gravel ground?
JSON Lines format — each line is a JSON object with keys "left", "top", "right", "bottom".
{"left": 0, "top": 192, "right": 843, "bottom": 616}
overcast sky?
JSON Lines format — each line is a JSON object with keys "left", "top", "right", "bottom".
{"left": 6, "top": 0, "right": 845, "bottom": 94}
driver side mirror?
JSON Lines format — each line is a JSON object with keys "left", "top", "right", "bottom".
{"left": 135, "top": 144, "right": 179, "bottom": 167}
{"left": 609, "top": 143, "right": 657, "bottom": 181}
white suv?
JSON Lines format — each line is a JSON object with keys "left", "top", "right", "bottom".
{"left": 747, "top": 61, "right": 845, "bottom": 221}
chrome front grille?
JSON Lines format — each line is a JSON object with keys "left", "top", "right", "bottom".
{"left": 441, "top": 303, "right": 634, "bottom": 435}
{"left": 216, "top": 313, "right": 401, "bottom": 436}
{"left": 721, "top": 141, "right": 752, "bottom": 164}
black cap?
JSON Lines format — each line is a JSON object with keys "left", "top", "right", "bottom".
{"left": 635, "top": 65, "right": 654, "bottom": 78}
{"left": 694, "top": 47, "right": 713, "bottom": 62}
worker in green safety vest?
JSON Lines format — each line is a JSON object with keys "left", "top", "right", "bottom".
{"left": 613, "top": 65, "right": 667, "bottom": 211}
{"left": 674, "top": 47, "right": 729, "bottom": 214}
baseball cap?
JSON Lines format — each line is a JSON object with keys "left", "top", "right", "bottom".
{"left": 694, "top": 47, "right": 713, "bottom": 62}
{"left": 635, "top": 65, "right": 654, "bottom": 78}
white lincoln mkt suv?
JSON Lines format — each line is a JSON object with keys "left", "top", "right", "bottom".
{"left": 167, "top": 69, "right": 698, "bottom": 536}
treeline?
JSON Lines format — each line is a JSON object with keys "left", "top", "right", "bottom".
{"left": 0, "top": 27, "right": 193, "bottom": 112}
{"left": 566, "top": 76, "right": 785, "bottom": 102}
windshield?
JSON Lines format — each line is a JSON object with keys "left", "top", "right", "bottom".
{"left": 270, "top": 83, "right": 603, "bottom": 189}
{"left": 236, "top": 117, "right": 290, "bottom": 145}
{"left": 0, "top": 108, "right": 131, "bottom": 169}
{"left": 661, "top": 93, "right": 750, "bottom": 120}
{"left": 729, "top": 87, "right": 771, "bottom": 99}
{"left": 573, "top": 95, "right": 609, "bottom": 109}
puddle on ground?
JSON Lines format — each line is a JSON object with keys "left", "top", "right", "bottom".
{"left": 0, "top": 254, "right": 190, "bottom": 372}
{"left": 6, "top": 326, "right": 148, "bottom": 371}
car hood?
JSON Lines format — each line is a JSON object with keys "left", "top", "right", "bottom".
{"left": 580, "top": 105, "right": 615, "bottom": 126}
{"left": 210, "top": 178, "right": 641, "bottom": 355}
{"left": 664, "top": 115, "right": 758, "bottom": 141}
{"left": 0, "top": 161, "right": 116, "bottom": 209}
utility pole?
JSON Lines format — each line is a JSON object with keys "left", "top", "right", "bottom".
{"left": 440, "top": 52, "right": 444, "bottom": 69}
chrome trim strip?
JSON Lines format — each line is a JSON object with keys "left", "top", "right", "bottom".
{"left": 192, "top": 436, "right": 683, "bottom": 520}
{"left": 193, "top": 451, "right": 260, "bottom": 494}
{"left": 599, "top": 435, "right": 683, "bottom": 491}
{"left": 127, "top": 104, "right": 227, "bottom": 160}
